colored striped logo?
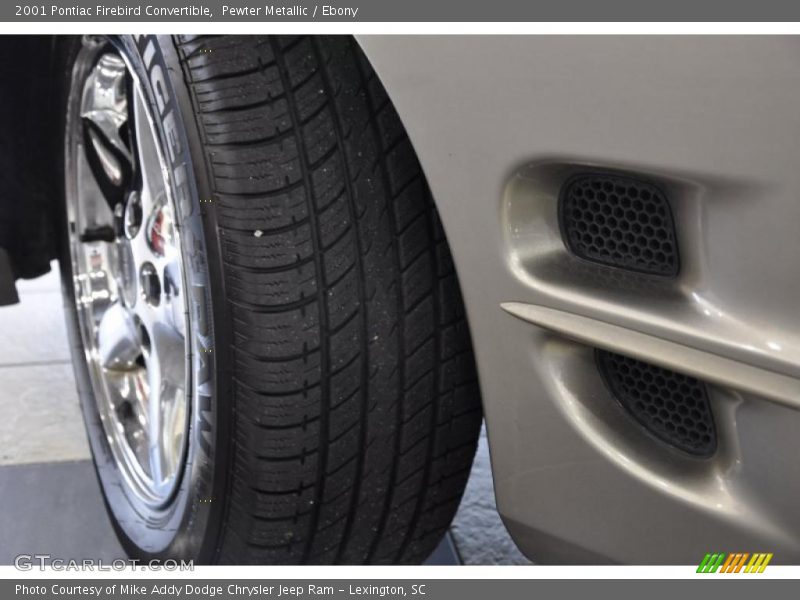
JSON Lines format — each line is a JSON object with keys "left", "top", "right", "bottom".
{"left": 697, "top": 553, "right": 773, "bottom": 573}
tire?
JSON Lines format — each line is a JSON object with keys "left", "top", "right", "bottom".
{"left": 59, "top": 34, "right": 483, "bottom": 565}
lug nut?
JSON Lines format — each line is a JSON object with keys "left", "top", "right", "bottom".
{"left": 139, "top": 262, "right": 161, "bottom": 307}
{"left": 124, "top": 191, "right": 143, "bottom": 239}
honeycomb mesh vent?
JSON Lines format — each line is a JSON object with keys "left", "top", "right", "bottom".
{"left": 559, "top": 173, "right": 680, "bottom": 276}
{"left": 597, "top": 350, "right": 716, "bottom": 457}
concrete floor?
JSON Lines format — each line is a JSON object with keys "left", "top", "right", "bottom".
{"left": 0, "top": 264, "right": 527, "bottom": 565}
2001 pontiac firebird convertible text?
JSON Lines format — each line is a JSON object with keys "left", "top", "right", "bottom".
{"left": 1, "top": 34, "right": 799, "bottom": 565}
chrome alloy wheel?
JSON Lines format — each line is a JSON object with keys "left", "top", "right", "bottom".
{"left": 65, "top": 38, "right": 190, "bottom": 507}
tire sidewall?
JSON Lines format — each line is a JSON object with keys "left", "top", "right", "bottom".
{"left": 59, "top": 34, "right": 229, "bottom": 562}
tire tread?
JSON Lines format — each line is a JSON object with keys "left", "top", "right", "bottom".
{"left": 174, "top": 34, "right": 482, "bottom": 565}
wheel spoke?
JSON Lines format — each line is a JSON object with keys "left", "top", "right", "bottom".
{"left": 96, "top": 302, "right": 140, "bottom": 369}
{"left": 143, "top": 320, "right": 186, "bottom": 493}
{"left": 80, "top": 53, "right": 133, "bottom": 208}
{"left": 145, "top": 357, "right": 164, "bottom": 489}
{"left": 163, "top": 256, "right": 186, "bottom": 338}
{"left": 131, "top": 87, "right": 165, "bottom": 217}
{"left": 103, "top": 368, "right": 150, "bottom": 475}
{"left": 82, "top": 118, "right": 131, "bottom": 186}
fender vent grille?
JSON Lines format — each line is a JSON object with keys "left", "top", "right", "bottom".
{"left": 597, "top": 350, "right": 716, "bottom": 457}
{"left": 559, "top": 174, "right": 680, "bottom": 277}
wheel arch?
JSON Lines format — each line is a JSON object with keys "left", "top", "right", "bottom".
{"left": 0, "top": 34, "right": 63, "bottom": 302}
